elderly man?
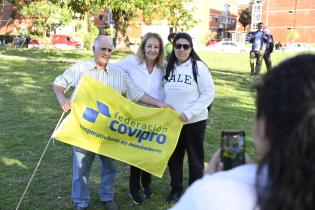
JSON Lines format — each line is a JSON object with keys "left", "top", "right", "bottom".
{"left": 53, "top": 35, "right": 168, "bottom": 210}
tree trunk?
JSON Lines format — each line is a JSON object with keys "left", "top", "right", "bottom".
{"left": 112, "top": 10, "right": 130, "bottom": 50}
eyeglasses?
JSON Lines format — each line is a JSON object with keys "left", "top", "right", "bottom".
{"left": 174, "top": 44, "right": 191, "bottom": 50}
{"left": 99, "top": 47, "right": 113, "bottom": 53}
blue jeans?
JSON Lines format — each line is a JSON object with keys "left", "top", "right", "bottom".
{"left": 72, "top": 147, "right": 116, "bottom": 208}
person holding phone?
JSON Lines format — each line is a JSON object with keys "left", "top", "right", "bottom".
{"left": 164, "top": 32, "right": 215, "bottom": 203}
{"left": 170, "top": 54, "right": 315, "bottom": 210}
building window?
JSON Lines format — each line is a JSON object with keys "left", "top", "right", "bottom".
{"left": 253, "top": 13, "right": 261, "bottom": 21}
{"left": 253, "top": 5, "right": 261, "bottom": 13}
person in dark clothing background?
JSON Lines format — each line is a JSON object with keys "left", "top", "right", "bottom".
{"left": 263, "top": 26, "right": 274, "bottom": 73}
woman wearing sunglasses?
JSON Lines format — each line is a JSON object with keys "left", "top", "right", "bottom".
{"left": 164, "top": 32, "right": 215, "bottom": 203}
{"left": 114, "top": 32, "right": 165, "bottom": 205}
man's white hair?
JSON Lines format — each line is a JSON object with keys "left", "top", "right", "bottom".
{"left": 94, "top": 35, "right": 113, "bottom": 49}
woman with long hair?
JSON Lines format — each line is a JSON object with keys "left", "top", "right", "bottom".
{"left": 170, "top": 54, "right": 315, "bottom": 210}
{"left": 114, "top": 32, "right": 165, "bottom": 205}
{"left": 164, "top": 32, "right": 215, "bottom": 203}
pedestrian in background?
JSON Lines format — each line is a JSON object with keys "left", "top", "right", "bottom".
{"left": 249, "top": 22, "right": 268, "bottom": 76}
{"left": 165, "top": 33, "right": 176, "bottom": 60}
{"left": 263, "top": 26, "right": 274, "bottom": 73}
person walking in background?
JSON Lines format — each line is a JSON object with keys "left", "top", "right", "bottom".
{"left": 165, "top": 33, "right": 176, "bottom": 60}
{"left": 263, "top": 26, "right": 274, "bottom": 73}
{"left": 249, "top": 22, "right": 268, "bottom": 76}
{"left": 170, "top": 54, "right": 315, "bottom": 210}
{"left": 53, "top": 35, "right": 169, "bottom": 210}
{"left": 114, "top": 32, "right": 165, "bottom": 205}
{"left": 164, "top": 32, "right": 215, "bottom": 203}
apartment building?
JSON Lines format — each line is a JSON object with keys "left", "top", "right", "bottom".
{"left": 209, "top": 0, "right": 238, "bottom": 40}
{"left": 251, "top": 0, "right": 315, "bottom": 43}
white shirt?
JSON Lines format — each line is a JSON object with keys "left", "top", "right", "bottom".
{"left": 170, "top": 164, "right": 258, "bottom": 210}
{"left": 53, "top": 59, "right": 144, "bottom": 101}
{"left": 164, "top": 59, "right": 215, "bottom": 124}
{"left": 114, "top": 55, "right": 165, "bottom": 101}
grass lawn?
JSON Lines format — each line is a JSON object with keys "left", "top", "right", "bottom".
{"left": 0, "top": 47, "right": 296, "bottom": 210}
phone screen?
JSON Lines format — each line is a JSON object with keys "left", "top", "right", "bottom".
{"left": 220, "top": 130, "right": 245, "bottom": 170}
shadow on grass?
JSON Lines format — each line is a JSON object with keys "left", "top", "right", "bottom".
{"left": 0, "top": 47, "right": 132, "bottom": 61}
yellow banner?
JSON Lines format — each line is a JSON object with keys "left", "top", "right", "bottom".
{"left": 52, "top": 75, "right": 183, "bottom": 177}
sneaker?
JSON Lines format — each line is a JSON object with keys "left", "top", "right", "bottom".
{"left": 141, "top": 186, "right": 153, "bottom": 199}
{"left": 166, "top": 190, "right": 182, "bottom": 203}
{"left": 74, "top": 205, "right": 87, "bottom": 210}
{"left": 103, "top": 200, "right": 118, "bottom": 210}
{"left": 129, "top": 191, "right": 144, "bottom": 204}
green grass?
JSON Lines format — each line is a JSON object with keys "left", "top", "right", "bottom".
{"left": 0, "top": 48, "right": 295, "bottom": 210}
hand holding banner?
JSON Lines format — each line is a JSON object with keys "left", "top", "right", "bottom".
{"left": 53, "top": 75, "right": 183, "bottom": 177}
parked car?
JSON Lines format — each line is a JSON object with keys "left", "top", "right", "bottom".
{"left": 28, "top": 38, "right": 44, "bottom": 49}
{"left": 286, "top": 43, "right": 315, "bottom": 53}
{"left": 206, "top": 39, "right": 219, "bottom": 46}
{"left": 208, "top": 41, "right": 250, "bottom": 53}
{"left": 52, "top": 34, "right": 83, "bottom": 50}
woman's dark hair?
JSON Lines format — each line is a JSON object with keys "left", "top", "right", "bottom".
{"left": 255, "top": 54, "right": 315, "bottom": 210}
{"left": 164, "top": 32, "right": 204, "bottom": 82}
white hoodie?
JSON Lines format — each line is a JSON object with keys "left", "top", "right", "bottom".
{"left": 164, "top": 59, "right": 215, "bottom": 124}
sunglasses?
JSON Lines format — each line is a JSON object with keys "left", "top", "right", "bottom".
{"left": 174, "top": 44, "right": 191, "bottom": 50}
{"left": 99, "top": 47, "right": 113, "bottom": 52}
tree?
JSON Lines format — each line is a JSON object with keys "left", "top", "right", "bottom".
{"left": 20, "top": 1, "right": 73, "bottom": 37}
{"left": 238, "top": 8, "right": 251, "bottom": 31}
{"left": 287, "top": 29, "right": 300, "bottom": 42}
{"left": 48, "top": 0, "right": 195, "bottom": 49}
{"left": 162, "top": 0, "right": 196, "bottom": 33}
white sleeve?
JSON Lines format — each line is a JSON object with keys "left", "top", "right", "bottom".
{"left": 113, "top": 55, "right": 134, "bottom": 74}
{"left": 170, "top": 174, "right": 256, "bottom": 210}
{"left": 53, "top": 66, "right": 75, "bottom": 92}
{"left": 184, "top": 62, "right": 215, "bottom": 120}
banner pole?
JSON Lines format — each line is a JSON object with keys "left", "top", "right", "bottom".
{"left": 15, "top": 111, "right": 66, "bottom": 210}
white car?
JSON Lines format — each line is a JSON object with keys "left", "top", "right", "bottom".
{"left": 286, "top": 43, "right": 315, "bottom": 53}
{"left": 208, "top": 41, "right": 250, "bottom": 53}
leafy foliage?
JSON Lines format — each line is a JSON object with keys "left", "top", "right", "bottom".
{"left": 163, "top": 0, "right": 197, "bottom": 33}
{"left": 239, "top": 8, "right": 251, "bottom": 31}
{"left": 287, "top": 29, "right": 300, "bottom": 42}
{"left": 47, "top": 0, "right": 196, "bottom": 48}
{"left": 20, "top": 1, "right": 73, "bottom": 37}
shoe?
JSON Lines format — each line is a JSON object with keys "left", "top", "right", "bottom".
{"left": 141, "top": 186, "right": 153, "bottom": 199}
{"left": 166, "top": 190, "right": 182, "bottom": 203}
{"left": 129, "top": 191, "right": 144, "bottom": 204}
{"left": 74, "top": 204, "right": 87, "bottom": 210}
{"left": 103, "top": 200, "right": 118, "bottom": 210}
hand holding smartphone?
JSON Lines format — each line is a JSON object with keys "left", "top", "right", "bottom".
{"left": 220, "top": 130, "right": 246, "bottom": 170}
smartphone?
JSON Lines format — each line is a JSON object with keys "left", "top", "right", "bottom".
{"left": 220, "top": 130, "right": 245, "bottom": 170}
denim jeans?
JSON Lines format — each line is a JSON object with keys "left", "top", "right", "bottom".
{"left": 72, "top": 147, "right": 116, "bottom": 208}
